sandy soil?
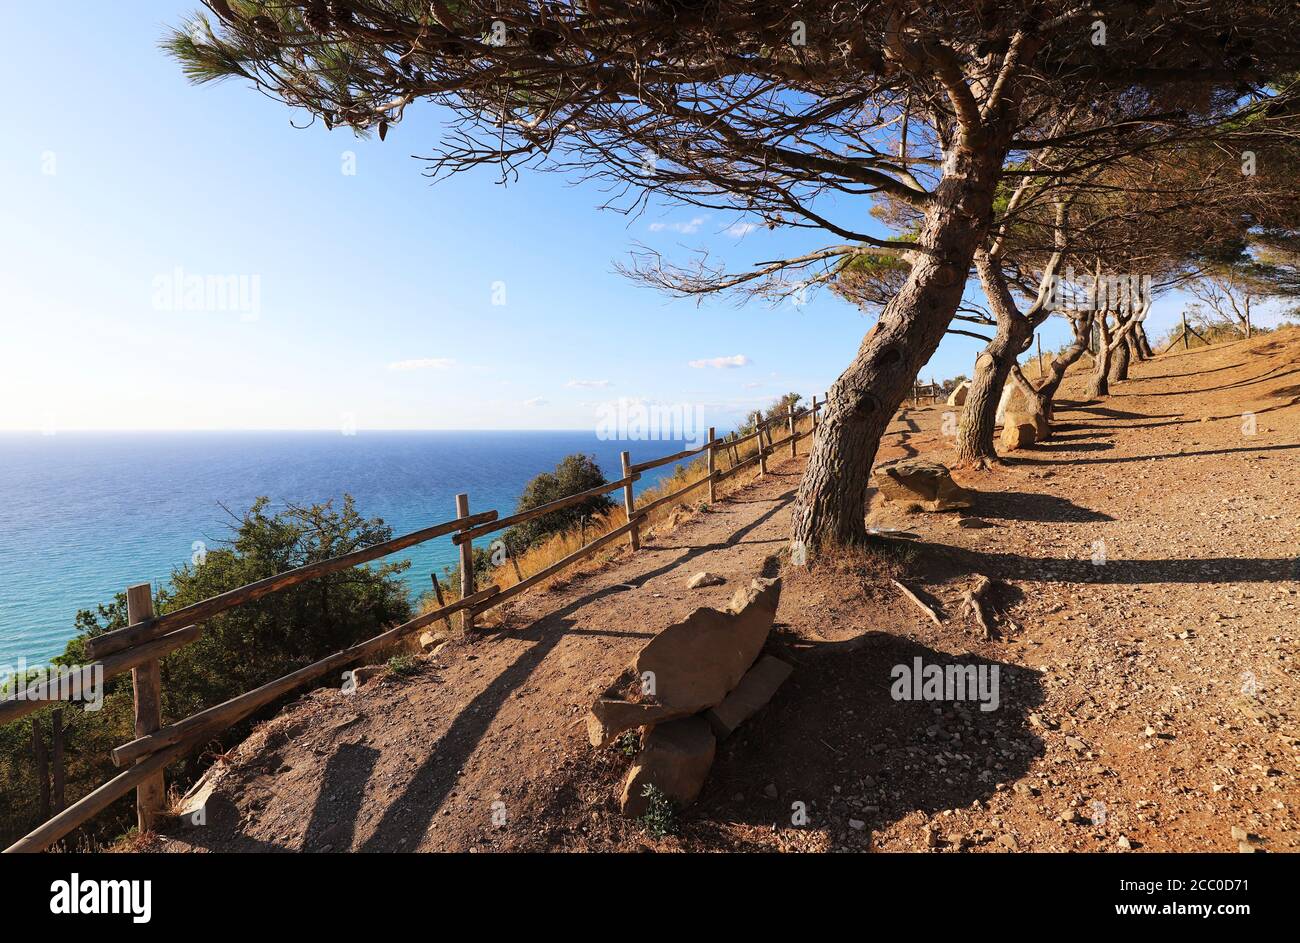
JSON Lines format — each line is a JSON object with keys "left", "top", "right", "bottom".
{"left": 146, "top": 329, "right": 1300, "bottom": 853}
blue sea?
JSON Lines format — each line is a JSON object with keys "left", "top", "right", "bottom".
{"left": 0, "top": 431, "right": 695, "bottom": 668}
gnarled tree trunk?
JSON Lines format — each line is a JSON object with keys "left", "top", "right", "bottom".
{"left": 1031, "top": 310, "right": 1094, "bottom": 416}
{"left": 1087, "top": 311, "right": 1113, "bottom": 398}
{"left": 1134, "top": 321, "right": 1155, "bottom": 359}
{"left": 792, "top": 142, "right": 1006, "bottom": 549}
{"left": 954, "top": 258, "right": 1034, "bottom": 468}
{"left": 1107, "top": 312, "right": 1132, "bottom": 381}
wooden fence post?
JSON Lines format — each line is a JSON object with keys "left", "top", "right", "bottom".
{"left": 51, "top": 709, "right": 66, "bottom": 814}
{"left": 1182, "top": 313, "right": 1189, "bottom": 350}
{"left": 788, "top": 408, "right": 797, "bottom": 457}
{"left": 811, "top": 394, "right": 818, "bottom": 432}
{"left": 706, "top": 426, "right": 717, "bottom": 503}
{"left": 455, "top": 494, "right": 475, "bottom": 632}
{"left": 620, "top": 451, "right": 640, "bottom": 550}
{"left": 429, "top": 574, "right": 454, "bottom": 635}
{"left": 32, "top": 717, "right": 50, "bottom": 821}
{"left": 757, "top": 415, "right": 768, "bottom": 475}
{"left": 126, "top": 582, "right": 165, "bottom": 832}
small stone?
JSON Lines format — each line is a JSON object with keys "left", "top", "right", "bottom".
{"left": 1143, "top": 726, "right": 1156, "bottom": 737}
{"left": 1237, "top": 841, "right": 1258, "bottom": 853}
{"left": 1117, "top": 835, "right": 1131, "bottom": 850}
{"left": 763, "top": 783, "right": 778, "bottom": 799}
{"left": 686, "top": 571, "right": 726, "bottom": 589}
{"left": 997, "top": 834, "right": 1019, "bottom": 850}
{"left": 350, "top": 665, "right": 385, "bottom": 686}
{"left": 849, "top": 818, "right": 865, "bottom": 831}
{"left": 957, "top": 517, "right": 994, "bottom": 529}
{"left": 1231, "top": 825, "right": 1249, "bottom": 841}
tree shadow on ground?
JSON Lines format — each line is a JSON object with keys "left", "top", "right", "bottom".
{"left": 932, "top": 541, "right": 1299, "bottom": 585}
{"left": 1126, "top": 360, "right": 1247, "bottom": 380}
{"left": 1055, "top": 404, "right": 1182, "bottom": 421}
{"left": 1111, "top": 365, "right": 1300, "bottom": 397}
{"left": 688, "top": 631, "right": 1044, "bottom": 848}
{"left": 303, "top": 742, "right": 380, "bottom": 851}
{"left": 971, "top": 489, "right": 1114, "bottom": 523}
{"left": 1006, "top": 442, "right": 1300, "bottom": 467}
{"left": 1022, "top": 440, "right": 1115, "bottom": 454}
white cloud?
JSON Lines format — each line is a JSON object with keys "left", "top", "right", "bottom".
{"left": 523, "top": 397, "right": 549, "bottom": 407}
{"left": 566, "top": 379, "right": 611, "bottom": 388}
{"left": 387, "top": 357, "right": 455, "bottom": 372}
{"left": 726, "top": 222, "right": 758, "bottom": 238}
{"left": 649, "top": 215, "right": 707, "bottom": 235}
{"left": 688, "top": 354, "right": 750, "bottom": 369}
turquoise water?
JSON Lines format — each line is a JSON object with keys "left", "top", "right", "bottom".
{"left": 0, "top": 431, "right": 692, "bottom": 668}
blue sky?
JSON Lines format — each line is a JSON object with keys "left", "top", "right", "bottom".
{"left": 0, "top": 3, "right": 1279, "bottom": 434}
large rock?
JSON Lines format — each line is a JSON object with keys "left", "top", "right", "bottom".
{"left": 620, "top": 716, "right": 717, "bottom": 817}
{"left": 587, "top": 697, "right": 690, "bottom": 748}
{"left": 585, "top": 577, "right": 782, "bottom": 747}
{"left": 704, "top": 655, "right": 793, "bottom": 740}
{"left": 633, "top": 577, "right": 781, "bottom": 714}
{"left": 994, "top": 382, "right": 1032, "bottom": 424}
{"left": 1026, "top": 404, "right": 1050, "bottom": 440}
{"left": 873, "top": 459, "right": 973, "bottom": 512}
{"left": 946, "top": 380, "right": 971, "bottom": 407}
{"left": 1000, "top": 413, "right": 1037, "bottom": 450}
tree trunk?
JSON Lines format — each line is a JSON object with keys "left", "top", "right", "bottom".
{"left": 792, "top": 143, "right": 1005, "bottom": 549}
{"left": 1134, "top": 321, "right": 1154, "bottom": 359}
{"left": 1087, "top": 312, "right": 1113, "bottom": 398}
{"left": 955, "top": 309, "right": 1032, "bottom": 469}
{"left": 1108, "top": 319, "right": 1131, "bottom": 381}
{"left": 1033, "top": 311, "right": 1094, "bottom": 415}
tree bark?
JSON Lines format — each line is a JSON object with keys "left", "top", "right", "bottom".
{"left": 1032, "top": 310, "right": 1094, "bottom": 415}
{"left": 792, "top": 142, "right": 1005, "bottom": 549}
{"left": 955, "top": 260, "right": 1034, "bottom": 468}
{"left": 1108, "top": 313, "right": 1131, "bottom": 381}
{"left": 1134, "top": 321, "right": 1154, "bottom": 359}
{"left": 1087, "top": 311, "right": 1113, "bottom": 398}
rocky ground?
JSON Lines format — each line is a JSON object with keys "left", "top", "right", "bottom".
{"left": 144, "top": 329, "right": 1300, "bottom": 853}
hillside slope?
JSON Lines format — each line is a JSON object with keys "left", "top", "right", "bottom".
{"left": 147, "top": 328, "right": 1300, "bottom": 853}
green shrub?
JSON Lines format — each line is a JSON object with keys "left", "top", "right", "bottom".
{"left": 503, "top": 454, "right": 613, "bottom": 552}
{"left": 638, "top": 784, "right": 679, "bottom": 838}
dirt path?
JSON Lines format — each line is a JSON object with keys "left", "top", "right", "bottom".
{"left": 151, "top": 330, "right": 1300, "bottom": 853}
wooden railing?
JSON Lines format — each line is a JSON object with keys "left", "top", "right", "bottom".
{"left": 2, "top": 396, "right": 825, "bottom": 853}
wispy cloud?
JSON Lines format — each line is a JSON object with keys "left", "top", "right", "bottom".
{"left": 649, "top": 215, "right": 707, "bottom": 235}
{"left": 565, "top": 379, "right": 611, "bottom": 388}
{"left": 387, "top": 357, "right": 455, "bottom": 371}
{"left": 688, "top": 354, "right": 750, "bottom": 369}
{"left": 726, "top": 222, "right": 758, "bottom": 238}
{"left": 523, "top": 396, "right": 549, "bottom": 407}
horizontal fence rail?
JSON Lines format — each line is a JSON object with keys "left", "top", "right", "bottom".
{"left": 5, "top": 393, "right": 827, "bottom": 853}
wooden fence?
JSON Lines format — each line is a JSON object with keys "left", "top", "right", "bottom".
{"left": 1, "top": 396, "right": 826, "bottom": 853}
{"left": 908, "top": 380, "right": 944, "bottom": 406}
